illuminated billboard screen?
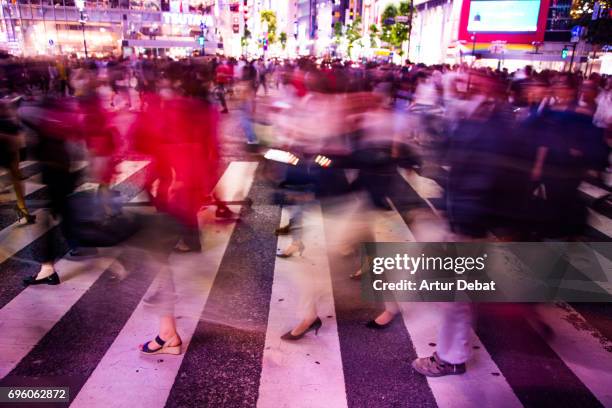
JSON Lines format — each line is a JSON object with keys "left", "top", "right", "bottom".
{"left": 467, "top": 0, "right": 542, "bottom": 32}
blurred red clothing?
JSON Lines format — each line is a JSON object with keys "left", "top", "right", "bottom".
{"left": 216, "top": 63, "right": 232, "bottom": 85}
{"left": 291, "top": 70, "right": 307, "bottom": 98}
{"left": 79, "top": 96, "right": 117, "bottom": 183}
{"left": 131, "top": 93, "right": 220, "bottom": 226}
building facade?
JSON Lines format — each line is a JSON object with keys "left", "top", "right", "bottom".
{"left": 407, "top": 0, "right": 607, "bottom": 73}
{"left": 0, "top": 0, "right": 224, "bottom": 57}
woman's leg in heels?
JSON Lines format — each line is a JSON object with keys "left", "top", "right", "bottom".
{"left": 9, "top": 157, "right": 31, "bottom": 218}
{"left": 290, "top": 283, "right": 320, "bottom": 336}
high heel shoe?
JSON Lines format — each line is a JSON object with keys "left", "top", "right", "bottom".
{"left": 276, "top": 241, "right": 305, "bottom": 258}
{"left": 281, "top": 317, "right": 322, "bottom": 341}
{"left": 15, "top": 206, "right": 36, "bottom": 224}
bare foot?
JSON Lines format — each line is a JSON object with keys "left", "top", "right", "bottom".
{"left": 374, "top": 310, "right": 397, "bottom": 326}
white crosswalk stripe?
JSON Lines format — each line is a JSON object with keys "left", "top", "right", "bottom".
{"left": 530, "top": 303, "right": 612, "bottom": 407}
{"left": 0, "top": 160, "right": 137, "bottom": 265}
{"left": 399, "top": 167, "right": 612, "bottom": 239}
{"left": 370, "top": 207, "right": 523, "bottom": 408}
{"left": 0, "top": 161, "right": 87, "bottom": 205}
{"left": 0, "top": 250, "right": 122, "bottom": 379}
{"left": 0, "top": 161, "right": 36, "bottom": 179}
{"left": 71, "top": 162, "right": 258, "bottom": 408}
{"left": 0, "top": 160, "right": 149, "bottom": 378}
{"left": 258, "top": 205, "right": 347, "bottom": 408}
{"left": 0, "top": 159, "right": 609, "bottom": 408}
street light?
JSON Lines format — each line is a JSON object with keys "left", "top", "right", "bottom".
{"left": 76, "top": 0, "right": 88, "bottom": 59}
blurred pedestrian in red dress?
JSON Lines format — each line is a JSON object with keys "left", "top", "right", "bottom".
{"left": 131, "top": 71, "right": 222, "bottom": 355}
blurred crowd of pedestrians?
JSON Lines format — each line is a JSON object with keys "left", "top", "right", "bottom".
{"left": 0, "top": 52, "right": 610, "bottom": 376}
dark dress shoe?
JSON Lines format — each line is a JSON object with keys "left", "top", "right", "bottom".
{"left": 23, "top": 271, "right": 60, "bottom": 286}
{"left": 281, "top": 317, "right": 322, "bottom": 341}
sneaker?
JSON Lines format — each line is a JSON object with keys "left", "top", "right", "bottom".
{"left": 411, "top": 352, "right": 466, "bottom": 377}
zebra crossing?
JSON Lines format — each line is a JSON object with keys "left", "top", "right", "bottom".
{"left": 401, "top": 165, "right": 612, "bottom": 240}
{"left": 0, "top": 159, "right": 610, "bottom": 407}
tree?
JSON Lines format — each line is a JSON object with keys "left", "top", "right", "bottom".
{"left": 379, "top": 1, "right": 413, "bottom": 56}
{"left": 398, "top": 0, "right": 412, "bottom": 16}
{"left": 241, "top": 27, "right": 251, "bottom": 49}
{"left": 369, "top": 24, "right": 379, "bottom": 48}
{"left": 380, "top": 4, "right": 398, "bottom": 46}
{"left": 346, "top": 16, "right": 363, "bottom": 58}
{"left": 260, "top": 10, "right": 277, "bottom": 44}
{"left": 333, "top": 21, "right": 343, "bottom": 45}
{"left": 279, "top": 31, "right": 287, "bottom": 50}
{"left": 570, "top": 0, "right": 611, "bottom": 46}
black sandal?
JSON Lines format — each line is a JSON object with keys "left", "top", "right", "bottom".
{"left": 140, "top": 335, "right": 182, "bottom": 355}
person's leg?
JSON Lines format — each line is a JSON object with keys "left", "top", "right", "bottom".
{"left": 140, "top": 218, "right": 182, "bottom": 354}
{"left": 412, "top": 302, "right": 471, "bottom": 376}
{"left": 174, "top": 217, "right": 201, "bottom": 252}
{"left": 436, "top": 302, "right": 472, "bottom": 364}
{"left": 124, "top": 87, "right": 132, "bottom": 108}
{"left": 287, "top": 281, "right": 320, "bottom": 337}
{"left": 280, "top": 205, "right": 322, "bottom": 340}
{"left": 276, "top": 205, "right": 304, "bottom": 257}
{"left": 24, "top": 189, "right": 59, "bottom": 284}
{"left": 218, "top": 85, "right": 228, "bottom": 113}
{"left": 369, "top": 301, "right": 400, "bottom": 327}
{"left": 110, "top": 87, "right": 117, "bottom": 107}
{"left": 240, "top": 101, "right": 257, "bottom": 144}
{"left": 9, "top": 156, "right": 33, "bottom": 220}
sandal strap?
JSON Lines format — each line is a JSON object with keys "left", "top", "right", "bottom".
{"left": 141, "top": 335, "right": 166, "bottom": 354}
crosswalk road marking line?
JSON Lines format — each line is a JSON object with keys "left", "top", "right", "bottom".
{"left": 0, "top": 159, "right": 152, "bottom": 379}
{"left": 0, "top": 161, "right": 36, "bottom": 178}
{"left": 0, "top": 161, "right": 87, "bottom": 204}
{"left": 531, "top": 303, "right": 612, "bottom": 407}
{"left": 579, "top": 181, "right": 609, "bottom": 200}
{"left": 0, "top": 160, "right": 145, "bottom": 266}
{"left": 371, "top": 207, "right": 522, "bottom": 408}
{"left": 0, "top": 249, "right": 122, "bottom": 379}
{"left": 129, "top": 190, "right": 149, "bottom": 204}
{"left": 397, "top": 302, "right": 523, "bottom": 408}
{"left": 70, "top": 161, "right": 258, "bottom": 408}
{"left": 257, "top": 205, "right": 348, "bottom": 408}
{"left": 400, "top": 167, "right": 612, "bottom": 239}
{"left": 73, "top": 160, "right": 149, "bottom": 193}
{"left": 588, "top": 209, "right": 612, "bottom": 238}
{"left": 398, "top": 168, "right": 444, "bottom": 199}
